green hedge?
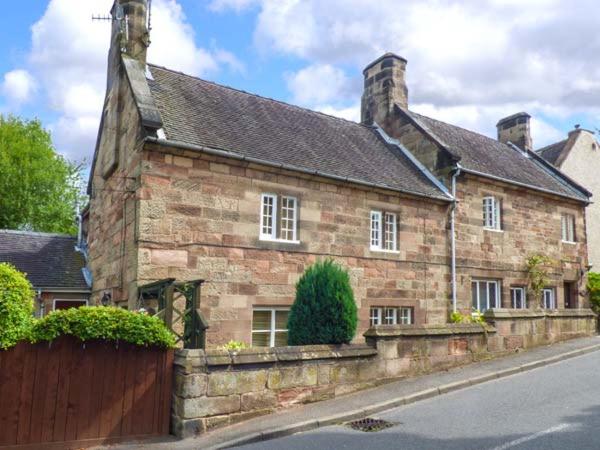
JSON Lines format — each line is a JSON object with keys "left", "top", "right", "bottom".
{"left": 0, "top": 263, "right": 35, "bottom": 349}
{"left": 287, "top": 259, "right": 357, "bottom": 345}
{"left": 30, "top": 306, "right": 176, "bottom": 348}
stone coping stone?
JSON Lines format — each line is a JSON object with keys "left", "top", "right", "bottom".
{"left": 485, "top": 308, "right": 596, "bottom": 320}
{"left": 175, "top": 344, "right": 378, "bottom": 368}
{"left": 363, "top": 323, "right": 494, "bottom": 338}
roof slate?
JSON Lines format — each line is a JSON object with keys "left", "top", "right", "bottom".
{"left": 536, "top": 139, "right": 569, "bottom": 165}
{"left": 405, "top": 110, "right": 589, "bottom": 201}
{"left": 146, "top": 65, "right": 450, "bottom": 201}
{"left": 0, "top": 230, "right": 89, "bottom": 290}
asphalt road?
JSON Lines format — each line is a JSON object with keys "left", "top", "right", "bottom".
{"left": 237, "top": 351, "right": 600, "bottom": 450}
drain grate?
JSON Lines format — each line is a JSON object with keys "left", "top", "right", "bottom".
{"left": 346, "top": 417, "right": 395, "bottom": 432}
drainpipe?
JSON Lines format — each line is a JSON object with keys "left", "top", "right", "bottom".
{"left": 450, "top": 165, "right": 462, "bottom": 313}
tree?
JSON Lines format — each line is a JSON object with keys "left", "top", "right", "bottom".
{"left": 0, "top": 115, "right": 84, "bottom": 234}
{"left": 287, "top": 259, "right": 358, "bottom": 345}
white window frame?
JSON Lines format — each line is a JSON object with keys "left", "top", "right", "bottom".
{"left": 370, "top": 210, "right": 399, "bottom": 252}
{"left": 399, "top": 307, "right": 413, "bottom": 324}
{"left": 510, "top": 287, "right": 526, "bottom": 309}
{"left": 259, "top": 193, "right": 299, "bottom": 243}
{"left": 370, "top": 307, "right": 383, "bottom": 326}
{"left": 543, "top": 288, "right": 556, "bottom": 309}
{"left": 471, "top": 279, "right": 500, "bottom": 312}
{"left": 52, "top": 298, "right": 88, "bottom": 311}
{"left": 561, "top": 213, "right": 575, "bottom": 243}
{"left": 280, "top": 196, "right": 298, "bottom": 241}
{"left": 371, "top": 307, "right": 413, "bottom": 326}
{"left": 370, "top": 211, "right": 382, "bottom": 250}
{"left": 251, "top": 307, "right": 289, "bottom": 347}
{"left": 384, "top": 212, "right": 398, "bottom": 251}
{"left": 483, "top": 196, "right": 502, "bottom": 231}
{"left": 260, "top": 193, "right": 277, "bottom": 240}
{"left": 384, "top": 307, "right": 397, "bottom": 325}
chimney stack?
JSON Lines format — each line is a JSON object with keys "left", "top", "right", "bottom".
{"left": 361, "top": 53, "right": 408, "bottom": 125}
{"left": 496, "top": 112, "right": 532, "bottom": 151}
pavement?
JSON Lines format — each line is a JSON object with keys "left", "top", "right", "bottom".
{"left": 95, "top": 335, "right": 600, "bottom": 450}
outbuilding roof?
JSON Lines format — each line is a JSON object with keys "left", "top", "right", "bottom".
{"left": 0, "top": 230, "right": 89, "bottom": 291}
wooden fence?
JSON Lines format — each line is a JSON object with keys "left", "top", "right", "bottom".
{"left": 0, "top": 337, "right": 173, "bottom": 449}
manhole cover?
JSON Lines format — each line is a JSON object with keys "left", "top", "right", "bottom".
{"left": 346, "top": 418, "right": 395, "bottom": 432}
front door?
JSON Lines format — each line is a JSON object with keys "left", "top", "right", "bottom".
{"left": 564, "top": 282, "right": 576, "bottom": 309}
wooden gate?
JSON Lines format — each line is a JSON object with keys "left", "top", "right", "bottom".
{"left": 0, "top": 337, "right": 173, "bottom": 449}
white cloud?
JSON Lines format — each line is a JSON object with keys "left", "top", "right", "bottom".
{"left": 1, "top": 70, "right": 38, "bottom": 106}
{"left": 21, "top": 0, "right": 241, "bottom": 162}
{"left": 243, "top": 0, "right": 600, "bottom": 147}
{"left": 315, "top": 104, "right": 360, "bottom": 123}
{"left": 285, "top": 64, "right": 353, "bottom": 106}
{"left": 209, "top": 0, "right": 259, "bottom": 13}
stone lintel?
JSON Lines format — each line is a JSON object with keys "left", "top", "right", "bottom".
{"left": 363, "top": 324, "right": 493, "bottom": 338}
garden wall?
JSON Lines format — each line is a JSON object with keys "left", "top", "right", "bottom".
{"left": 172, "top": 309, "right": 597, "bottom": 437}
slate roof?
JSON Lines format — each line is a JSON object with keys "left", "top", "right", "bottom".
{"left": 536, "top": 139, "right": 569, "bottom": 166}
{"left": 145, "top": 65, "right": 450, "bottom": 201}
{"left": 405, "top": 110, "right": 589, "bottom": 202}
{"left": 0, "top": 230, "right": 89, "bottom": 290}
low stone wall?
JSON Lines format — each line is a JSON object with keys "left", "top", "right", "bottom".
{"left": 484, "top": 308, "right": 597, "bottom": 350}
{"left": 171, "top": 310, "right": 597, "bottom": 438}
{"left": 172, "top": 324, "right": 490, "bottom": 437}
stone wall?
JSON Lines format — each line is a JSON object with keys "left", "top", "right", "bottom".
{"left": 454, "top": 174, "right": 589, "bottom": 313}
{"left": 87, "top": 68, "right": 144, "bottom": 305}
{"left": 171, "top": 311, "right": 596, "bottom": 437}
{"left": 137, "top": 143, "right": 452, "bottom": 345}
{"left": 484, "top": 309, "right": 597, "bottom": 349}
{"left": 172, "top": 324, "right": 487, "bottom": 437}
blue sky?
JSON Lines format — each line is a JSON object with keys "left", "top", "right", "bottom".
{"left": 1, "top": 0, "right": 599, "bottom": 167}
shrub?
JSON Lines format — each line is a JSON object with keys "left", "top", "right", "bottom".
{"left": 30, "top": 306, "right": 176, "bottom": 348}
{"left": 588, "top": 272, "right": 600, "bottom": 313}
{"left": 449, "top": 310, "right": 486, "bottom": 325}
{"left": 220, "top": 340, "right": 248, "bottom": 351}
{"left": 287, "top": 259, "right": 357, "bottom": 345}
{"left": 0, "top": 263, "right": 35, "bottom": 349}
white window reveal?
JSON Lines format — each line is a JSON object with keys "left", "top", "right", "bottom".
{"left": 561, "top": 213, "right": 575, "bottom": 243}
{"left": 510, "top": 287, "right": 526, "bottom": 309}
{"left": 252, "top": 308, "right": 289, "bottom": 347}
{"left": 483, "top": 196, "right": 501, "bottom": 230}
{"left": 543, "top": 288, "right": 556, "bottom": 309}
{"left": 259, "top": 194, "right": 299, "bottom": 243}
{"left": 370, "top": 211, "right": 398, "bottom": 252}
{"left": 471, "top": 279, "right": 500, "bottom": 312}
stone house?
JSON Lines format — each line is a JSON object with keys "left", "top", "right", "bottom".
{"left": 87, "top": 0, "right": 592, "bottom": 347}
{"left": 0, "top": 230, "right": 91, "bottom": 316}
{"left": 536, "top": 127, "right": 600, "bottom": 267}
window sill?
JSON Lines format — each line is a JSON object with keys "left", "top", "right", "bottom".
{"left": 483, "top": 227, "right": 503, "bottom": 233}
{"left": 259, "top": 237, "right": 301, "bottom": 245}
{"left": 562, "top": 240, "right": 577, "bottom": 245}
{"left": 370, "top": 247, "right": 400, "bottom": 254}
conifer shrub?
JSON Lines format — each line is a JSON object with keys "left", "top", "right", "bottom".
{"left": 0, "top": 263, "right": 34, "bottom": 349}
{"left": 287, "top": 259, "right": 357, "bottom": 345}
